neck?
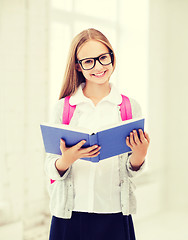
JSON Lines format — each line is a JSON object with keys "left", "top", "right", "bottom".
{"left": 83, "top": 82, "right": 111, "bottom": 105}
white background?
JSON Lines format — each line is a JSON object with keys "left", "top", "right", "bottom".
{"left": 0, "top": 0, "right": 188, "bottom": 239}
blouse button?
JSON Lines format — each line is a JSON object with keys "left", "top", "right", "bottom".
{"left": 119, "top": 180, "right": 124, "bottom": 186}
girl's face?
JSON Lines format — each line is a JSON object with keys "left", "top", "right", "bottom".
{"left": 76, "top": 40, "right": 114, "bottom": 86}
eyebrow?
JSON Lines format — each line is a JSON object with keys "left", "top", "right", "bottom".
{"left": 78, "top": 52, "right": 109, "bottom": 61}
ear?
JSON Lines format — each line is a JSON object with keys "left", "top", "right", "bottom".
{"left": 75, "top": 63, "right": 82, "bottom": 72}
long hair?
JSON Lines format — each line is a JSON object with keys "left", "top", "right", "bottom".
{"left": 59, "top": 28, "right": 116, "bottom": 99}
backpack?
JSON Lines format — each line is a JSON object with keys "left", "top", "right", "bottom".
{"left": 50, "top": 94, "right": 132, "bottom": 184}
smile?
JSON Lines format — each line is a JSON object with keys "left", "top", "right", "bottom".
{"left": 92, "top": 71, "right": 106, "bottom": 78}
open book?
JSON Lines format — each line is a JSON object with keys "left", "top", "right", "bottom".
{"left": 40, "top": 117, "right": 145, "bottom": 163}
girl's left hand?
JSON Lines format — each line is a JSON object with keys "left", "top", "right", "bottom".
{"left": 126, "top": 129, "right": 150, "bottom": 170}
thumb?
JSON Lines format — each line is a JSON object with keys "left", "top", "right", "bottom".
{"left": 60, "top": 139, "right": 66, "bottom": 152}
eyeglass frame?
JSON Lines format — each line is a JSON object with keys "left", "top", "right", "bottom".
{"left": 77, "top": 52, "right": 114, "bottom": 70}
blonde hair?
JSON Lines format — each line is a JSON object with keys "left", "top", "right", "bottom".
{"left": 59, "top": 28, "right": 116, "bottom": 99}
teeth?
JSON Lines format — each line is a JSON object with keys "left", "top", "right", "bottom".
{"left": 94, "top": 72, "right": 105, "bottom": 76}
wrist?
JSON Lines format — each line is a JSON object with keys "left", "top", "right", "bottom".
{"left": 55, "top": 156, "right": 69, "bottom": 172}
{"left": 129, "top": 153, "right": 145, "bottom": 170}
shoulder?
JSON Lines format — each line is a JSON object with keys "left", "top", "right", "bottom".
{"left": 50, "top": 98, "right": 65, "bottom": 124}
{"left": 53, "top": 98, "right": 65, "bottom": 112}
{"left": 128, "top": 97, "right": 142, "bottom": 118}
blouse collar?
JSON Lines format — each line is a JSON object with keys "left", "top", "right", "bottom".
{"left": 69, "top": 82, "right": 122, "bottom": 106}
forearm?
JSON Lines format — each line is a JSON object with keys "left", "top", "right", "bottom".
{"left": 129, "top": 153, "right": 145, "bottom": 171}
{"left": 55, "top": 157, "right": 69, "bottom": 176}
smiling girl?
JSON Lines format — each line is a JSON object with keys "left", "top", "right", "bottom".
{"left": 45, "top": 28, "right": 150, "bottom": 240}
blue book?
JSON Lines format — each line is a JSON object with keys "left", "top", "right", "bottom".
{"left": 40, "top": 117, "right": 145, "bottom": 163}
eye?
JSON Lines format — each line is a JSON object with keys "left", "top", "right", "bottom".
{"left": 84, "top": 59, "right": 93, "bottom": 64}
{"left": 100, "top": 55, "right": 107, "bottom": 60}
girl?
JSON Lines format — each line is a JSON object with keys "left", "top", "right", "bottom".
{"left": 45, "top": 28, "right": 150, "bottom": 240}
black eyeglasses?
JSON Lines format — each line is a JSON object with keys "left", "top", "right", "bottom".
{"left": 77, "top": 52, "right": 113, "bottom": 70}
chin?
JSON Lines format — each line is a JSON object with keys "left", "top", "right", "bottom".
{"left": 89, "top": 78, "right": 109, "bottom": 85}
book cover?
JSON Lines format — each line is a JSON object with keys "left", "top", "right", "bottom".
{"left": 40, "top": 117, "right": 145, "bottom": 162}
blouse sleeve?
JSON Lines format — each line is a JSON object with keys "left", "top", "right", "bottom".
{"left": 44, "top": 99, "right": 72, "bottom": 181}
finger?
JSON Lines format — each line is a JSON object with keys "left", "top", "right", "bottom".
{"left": 130, "top": 132, "right": 136, "bottom": 146}
{"left": 138, "top": 129, "right": 145, "bottom": 143}
{"left": 74, "top": 140, "right": 87, "bottom": 150}
{"left": 90, "top": 151, "right": 100, "bottom": 158}
{"left": 84, "top": 146, "right": 101, "bottom": 156}
{"left": 80, "top": 145, "right": 101, "bottom": 157}
{"left": 133, "top": 130, "right": 140, "bottom": 144}
{"left": 144, "top": 132, "right": 150, "bottom": 143}
{"left": 126, "top": 137, "right": 132, "bottom": 148}
{"left": 84, "top": 149, "right": 101, "bottom": 158}
{"left": 80, "top": 144, "right": 99, "bottom": 154}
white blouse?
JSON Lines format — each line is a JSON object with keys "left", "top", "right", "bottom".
{"left": 68, "top": 83, "right": 125, "bottom": 213}
{"left": 45, "top": 82, "right": 144, "bottom": 218}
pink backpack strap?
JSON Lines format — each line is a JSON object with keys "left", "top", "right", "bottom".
{"left": 50, "top": 96, "right": 76, "bottom": 184}
{"left": 62, "top": 96, "right": 76, "bottom": 125}
{"left": 119, "top": 94, "right": 132, "bottom": 121}
{"left": 50, "top": 179, "right": 56, "bottom": 184}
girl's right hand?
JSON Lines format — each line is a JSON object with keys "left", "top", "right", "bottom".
{"left": 55, "top": 139, "right": 101, "bottom": 174}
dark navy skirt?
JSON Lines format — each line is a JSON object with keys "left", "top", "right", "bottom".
{"left": 49, "top": 211, "right": 136, "bottom": 240}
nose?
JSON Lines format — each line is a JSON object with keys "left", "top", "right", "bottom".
{"left": 94, "top": 59, "right": 103, "bottom": 70}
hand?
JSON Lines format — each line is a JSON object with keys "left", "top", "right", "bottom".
{"left": 56, "top": 139, "right": 101, "bottom": 173}
{"left": 126, "top": 129, "right": 150, "bottom": 170}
